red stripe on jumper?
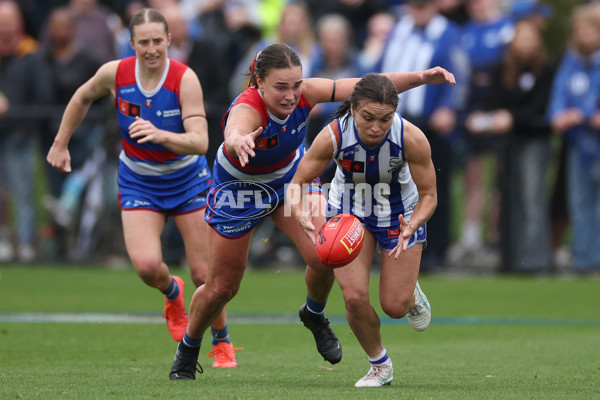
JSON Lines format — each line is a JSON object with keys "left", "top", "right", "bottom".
{"left": 122, "top": 139, "right": 180, "bottom": 163}
{"left": 223, "top": 147, "right": 296, "bottom": 174}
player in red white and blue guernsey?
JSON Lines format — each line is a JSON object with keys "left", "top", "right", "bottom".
{"left": 289, "top": 74, "right": 438, "bottom": 387}
{"left": 46, "top": 8, "right": 240, "bottom": 367}
{"left": 169, "top": 43, "right": 455, "bottom": 380}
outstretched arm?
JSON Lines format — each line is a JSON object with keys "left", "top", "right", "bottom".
{"left": 303, "top": 66, "right": 456, "bottom": 107}
{"left": 223, "top": 103, "right": 264, "bottom": 167}
{"left": 287, "top": 123, "right": 336, "bottom": 242}
{"left": 46, "top": 61, "right": 117, "bottom": 173}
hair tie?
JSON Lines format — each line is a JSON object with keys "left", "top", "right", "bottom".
{"left": 250, "top": 51, "right": 262, "bottom": 74}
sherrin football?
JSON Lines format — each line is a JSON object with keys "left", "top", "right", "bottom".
{"left": 316, "top": 214, "right": 364, "bottom": 268}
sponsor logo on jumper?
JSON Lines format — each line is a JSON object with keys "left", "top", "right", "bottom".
{"left": 290, "top": 121, "right": 307, "bottom": 135}
{"left": 162, "top": 109, "right": 181, "bottom": 117}
{"left": 145, "top": 99, "right": 152, "bottom": 108}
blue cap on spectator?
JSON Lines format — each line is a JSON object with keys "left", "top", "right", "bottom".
{"left": 512, "top": 1, "right": 553, "bottom": 20}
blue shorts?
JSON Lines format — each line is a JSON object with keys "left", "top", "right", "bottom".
{"left": 119, "top": 189, "right": 208, "bottom": 216}
{"left": 206, "top": 178, "right": 322, "bottom": 238}
{"left": 355, "top": 216, "right": 427, "bottom": 252}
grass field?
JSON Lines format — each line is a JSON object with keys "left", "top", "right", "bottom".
{"left": 1, "top": 265, "right": 599, "bottom": 399}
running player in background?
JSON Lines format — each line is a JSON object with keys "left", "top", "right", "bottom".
{"left": 169, "top": 43, "right": 454, "bottom": 380}
{"left": 46, "top": 8, "right": 240, "bottom": 368}
{"left": 288, "top": 73, "right": 436, "bottom": 387}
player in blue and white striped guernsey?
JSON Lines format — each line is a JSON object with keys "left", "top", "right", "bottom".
{"left": 289, "top": 73, "right": 437, "bottom": 387}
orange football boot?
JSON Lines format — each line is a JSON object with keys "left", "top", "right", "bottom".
{"left": 207, "top": 342, "right": 244, "bottom": 368}
{"left": 162, "top": 276, "right": 188, "bottom": 341}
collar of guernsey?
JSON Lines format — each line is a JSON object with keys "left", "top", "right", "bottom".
{"left": 217, "top": 86, "right": 311, "bottom": 181}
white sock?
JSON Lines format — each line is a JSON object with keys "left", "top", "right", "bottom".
{"left": 368, "top": 347, "right": 391, "bottom": 365}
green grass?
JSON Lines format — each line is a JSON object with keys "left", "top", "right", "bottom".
{"left": 1, "top": 266, "right": 599, "bottom": 399}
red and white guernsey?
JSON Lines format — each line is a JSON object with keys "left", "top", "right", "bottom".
{"left": 114, "top": 57, "right": 211, "bottom": 211}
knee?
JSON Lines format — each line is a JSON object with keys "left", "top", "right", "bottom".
{"left": 381, "top": 296, "right": 412, "bottom": 319}
{"left": 207, "top": 281, "right": 239, "bottom": 305}
{"left": 343, "top": 293, "right": 371, "bottom": 315}
{"left": 189, "top": 269, "right": 205, "bottom": 288}
{"left": 131, "top": 255, "right": 163, "bottom": 284}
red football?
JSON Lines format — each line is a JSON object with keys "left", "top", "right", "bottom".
{"left": 315, "top": 214, "right": 364, "bottom": 268}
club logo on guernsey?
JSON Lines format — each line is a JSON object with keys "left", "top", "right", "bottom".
{"left": 388, "top": 157, "right": 403, "bottom": 172}
{"left": 255, "top": 134, "right": 279, "bottom": 150}
{"left": 209, "top": 180, "right": 279, "bottom": 220}
{"left": 118, "top": 99, "right": 141, "bottom": 117}
{"left": 339, "top": 160, "right": 365, "bottom": 173}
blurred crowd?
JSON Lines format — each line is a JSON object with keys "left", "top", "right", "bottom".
{"left": 0, "top": 0, "right": 599, "bottom": 275}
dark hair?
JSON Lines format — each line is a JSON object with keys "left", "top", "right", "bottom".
{"left": 248, "top": 43, "right": 302, "bottom": 87}
{"left": 334, "top": 73, "right": 398, "bottom": 129}
{"left": 129, "top": 8, "right": 168, "bottom": 40}
{"left": 502, "top": 19, "right": 546, "bottom": 89}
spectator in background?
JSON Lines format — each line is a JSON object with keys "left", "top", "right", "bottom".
{"left": 548, "top": 4, "right": 600, "bottom": 273}
{"left": 228, "top": 1, "right": 316, "bottom": 99}
{"left": 115, "top": 0, "right": 147, "bottom": 59}
{"left": 10, "top": 7, "right": 106, "bottom": 261}
{"left": 436, "top": 0, "right": 469, "bottom": 26}
{"left": 0, "top": 0, "right": 38, "bottom": 262}
{"left": 357, "top": 11, "right": 395, "bottom": 74}
{"left": 451, "top": 0, "right": 514, "bottom": 267}
{"left": 510, "top": 0, "right": 553, "bottom": 32}
{"left": 306, "top": 13, "right": 360, "bottom": 148}
{"left": 147, "top": 0, "right": 204, "bottom": 40}
{"left": 466, "top": 19, "right": 555, "bottom": 273}
{"left": 304, "top": 0, "right": 389, "bottom": 46}
{"left": 69, "top": 0, "right": 116, "bottom": 63}
{"left": 377, "top": 0, "right": 469, "bottom": 270}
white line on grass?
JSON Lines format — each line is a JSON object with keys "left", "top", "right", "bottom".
{"left": 1, "top": 312, "right": 599, "bottom": 326}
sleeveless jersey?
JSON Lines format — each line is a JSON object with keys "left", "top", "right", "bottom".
{"left": 327, "top": 113, "right": 419, "bottom": 228}
{"left": 205, "top": 86, "right": 313, "bottom": 236}
{"left": 114, "top": 57, "right": 211, "bottom": 210}
{"left": 213, "top": 86, "right": 311, "bottom": 187}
